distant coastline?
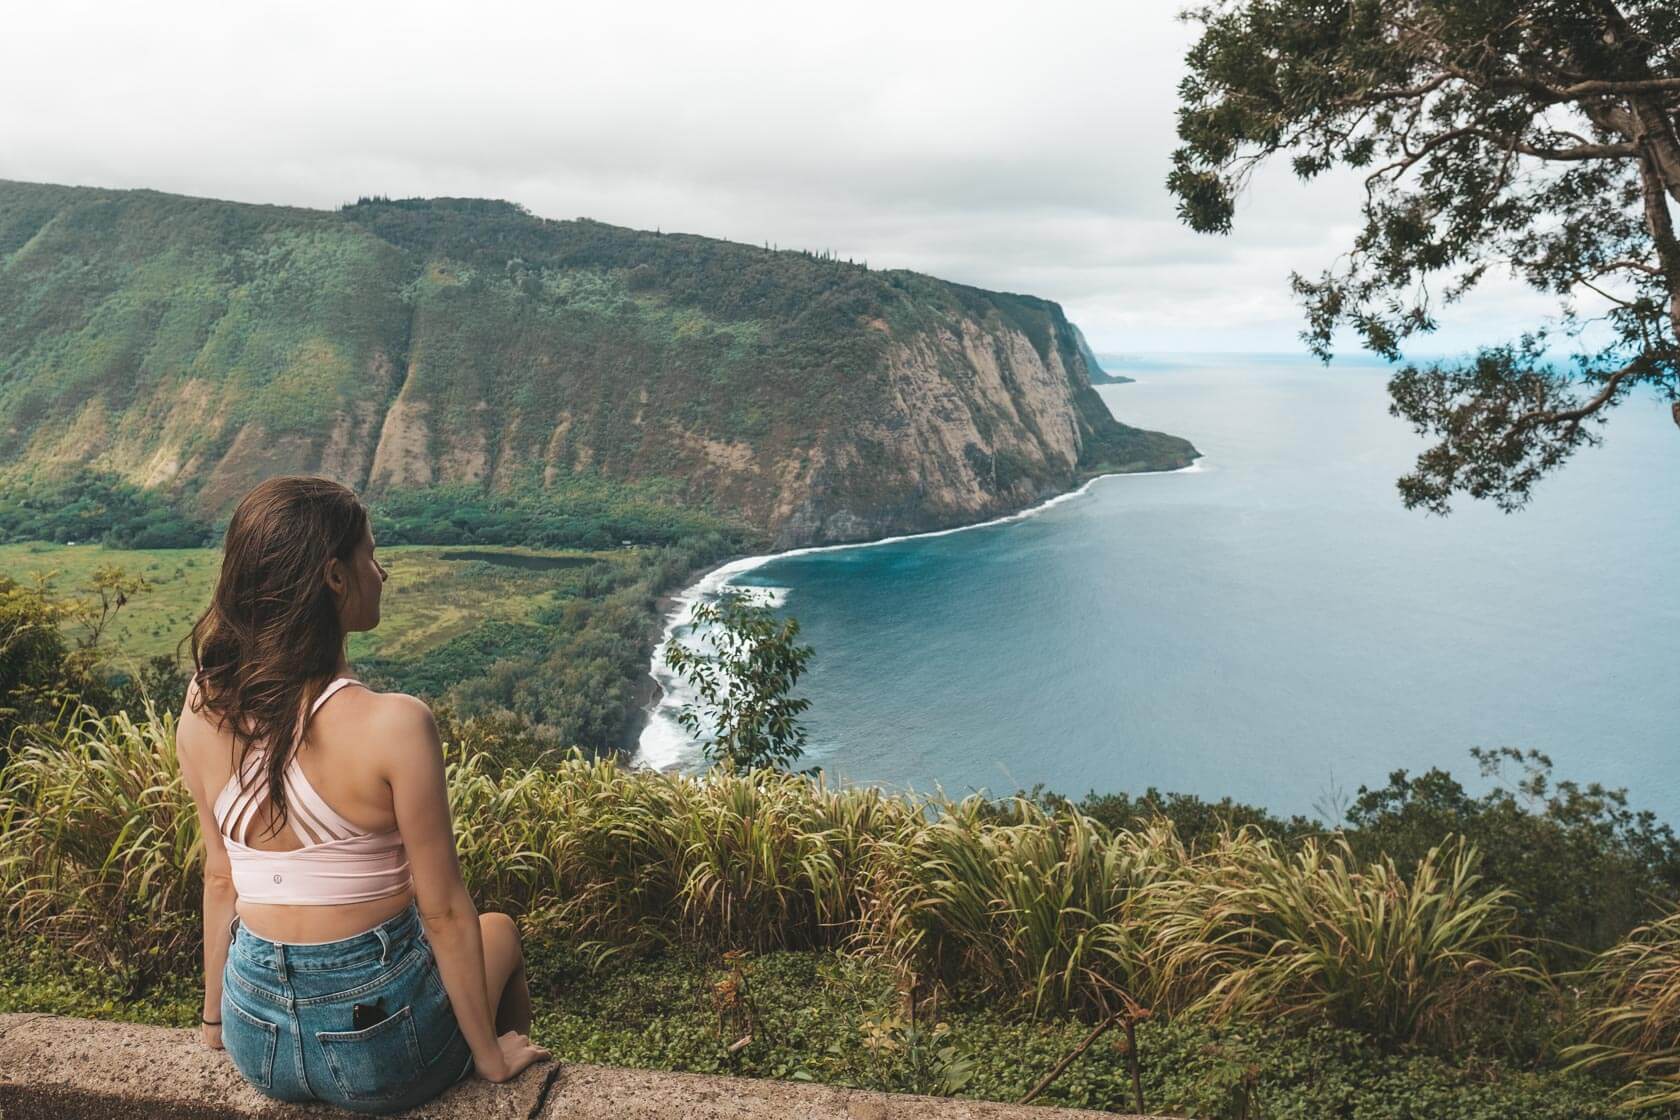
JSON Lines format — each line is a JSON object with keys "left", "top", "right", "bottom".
{"left": 1088, "top": 368, "right": 1136, "bottom": 385}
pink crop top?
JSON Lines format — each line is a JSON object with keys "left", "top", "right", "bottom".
{"left": 209, "top": 676, "right": 413, "bottom": 905}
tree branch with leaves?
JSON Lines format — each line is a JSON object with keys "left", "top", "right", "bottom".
{"left": 661, "top": 589, "right": 816, "bottom": 777}
{"left": 1170, "top": 0, "right": 1679, "bottom": 512}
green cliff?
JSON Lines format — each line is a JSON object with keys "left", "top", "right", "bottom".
{"left": 0, "top": 181, "right": 1196, "bottom": 547}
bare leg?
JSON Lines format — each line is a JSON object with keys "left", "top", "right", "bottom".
{"left": 478, "top": 912, "right": 532, "bottom": 1035}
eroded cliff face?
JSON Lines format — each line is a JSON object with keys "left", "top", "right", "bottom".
{"left": 764, "top": 318, "right": 1152, "bottom": 547}
{"left": 0, "top": 182, "right": 1197, "bottom": 545}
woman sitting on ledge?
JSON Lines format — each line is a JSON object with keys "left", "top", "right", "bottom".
{"left": 175, "top": 475, "right": 549, "bottom": 1114}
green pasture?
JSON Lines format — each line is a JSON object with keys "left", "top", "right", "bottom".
{"left": 0, "top": 540, "right": 630, "bottom": 670}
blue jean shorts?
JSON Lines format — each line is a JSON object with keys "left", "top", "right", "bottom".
{"left": 221, "top": 902, "right": 474, "bottom": 1114}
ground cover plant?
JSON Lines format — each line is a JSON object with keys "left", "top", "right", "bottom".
{"left": 6, "top": 697, "right": 1680, "bottom": 1113}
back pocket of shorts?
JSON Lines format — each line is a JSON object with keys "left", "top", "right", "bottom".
{"left": 223, "top": 1000, "right": 278, "bottom": 1090}
{"left": 316, "top": 1004, "right": 423, "bottom": 1103}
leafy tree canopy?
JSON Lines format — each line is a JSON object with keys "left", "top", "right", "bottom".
{"left": 0, "top": 570, "right": 185, "bottom": 751}
{"left": 662, "top": 589, "right": 816, "bottom": 776}
{"left": 1171, "top": 0, "right": 1680, "bottom": 512}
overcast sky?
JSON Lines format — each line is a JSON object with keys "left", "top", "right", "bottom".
{"left": 3, "top": 0, "right": 1561, "bottom": 354}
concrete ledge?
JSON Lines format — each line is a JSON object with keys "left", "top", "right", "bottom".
{"left": 0, "top": 1014, "right": 1143, "bottom": 1119}
{"left": 0, "top": 1013, "right": 548, "bottom": 1118}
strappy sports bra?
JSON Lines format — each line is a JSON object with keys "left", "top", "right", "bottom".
{"left": 208, "top": 676, "right": 413, "bottom": 905}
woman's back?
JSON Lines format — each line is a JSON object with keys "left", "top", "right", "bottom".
{"left": 210, "top": 676, "right": 412, "bottom": 908}
{"left": 179, "top": 673, "right": 429, "bottom": 944}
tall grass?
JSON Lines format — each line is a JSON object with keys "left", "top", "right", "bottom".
{"left": 445, "top": 749, "right": 923, "bottom": 961}
{"left": 0, "top": 704, "right": 1548, "bottom": 1052}
{"left": 1138, "top": 832, "right": 1526, "bottom": 1045}
{"left": 854, "top": 802, "right": 1527, "bottom": 1044}
{"left": 1568, "top": 912, "right": 1680, "bottom": 1109}
{"left": 0, "top": 699, "right": 200, "bottom": 975}
{"left": 853, "top": 796, "right": 1172, "bottom": 1018}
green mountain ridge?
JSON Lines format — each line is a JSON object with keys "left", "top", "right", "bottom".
{"left": 0, "top": 180, "right": 1197, "bottom": 547}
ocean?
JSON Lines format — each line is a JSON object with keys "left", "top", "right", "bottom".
{"left": 636, "top": 354, "right": 1679, "bottom": 822}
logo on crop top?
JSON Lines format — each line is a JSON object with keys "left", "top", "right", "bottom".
{"left": 273, "top": 874, "right": 282, "bottom": 883}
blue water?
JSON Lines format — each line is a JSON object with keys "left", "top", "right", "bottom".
{"left": 673, "top": 355, "right": 1680, "bottom": 821}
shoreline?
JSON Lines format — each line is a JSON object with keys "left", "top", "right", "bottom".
{"left": 627, "top": 458, "right": 1207, "bottom": 772}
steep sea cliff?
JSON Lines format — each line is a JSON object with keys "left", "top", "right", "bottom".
{"left": 0, "top": 180, "right": 1196, "bottom": 547}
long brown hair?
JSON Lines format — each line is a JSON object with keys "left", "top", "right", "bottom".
{"left": 188, "top": 476, "right": 369, "bottom": 840}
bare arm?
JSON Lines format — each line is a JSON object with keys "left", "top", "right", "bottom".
{"left": 176, "top": 684, "right": 235, "bottom": 1050}
{"left": 201, "top": 868, "right": 237, "bottom": 1042}
{"left": 382, "top": 696, "right": 538, "bottom": 1081}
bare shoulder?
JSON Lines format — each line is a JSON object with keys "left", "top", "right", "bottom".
{"left": 348, "top": 687, "right": 443, "bottom": 768}
{"left": 354, "top": 688, "right": 436, "bottom": 731}
{"left": 174, "top": 676, "right": 214, "bottom": 761}
{"left": 175, "top": 677, "right": 233, "bottom": 798}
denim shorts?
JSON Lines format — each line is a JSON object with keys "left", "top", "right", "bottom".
{"left": 222, "top": 902, "right": 474, "bottom": 1114}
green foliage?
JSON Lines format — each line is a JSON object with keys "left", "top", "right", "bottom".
{"left": 1569, "top": 909, "right": 1680, "bottom": 1109}
{"left": 0, "top": 699, "right": 201, "bottom": 982}
{"left": 1122, "top": 1017, "right": 1623, "bottom": 1120}
{"left": 0, "top": 567, "right": 182, "bottom": 748}
{"left": 858, "top": 795, "right": 1158, "bottom": 1020}
{"left": 1344, "top": 749, "right": 1680, "bottom": 965}
{"left": 662, "top": 589, "right": 815, "bottom": 775}
{"left": 106, "top": 653, "right": 189, "bottom": 723}
{"left": 0, "top": 936, "right": 200, "bottom": 1026}
{"left": 425, "top": 535, "right": 738, "bottom": 751}
{"left": 0, "top": 534, "right": 722, "bottom": 759}
{"left": 5, "top": 709, "right": 1679, "bottom": 1111}
{"left": 367, "top": 481, "right": 749, "bottom": 552}
{"left": 1069, "top": 785, "right": 1318, "bottom": 850}
{"left": 858, "top": 800, "right": 1528, "bottom": 1048}
{"left": 0, "top": 469, "right": 211, "bottom": 548}
{"left": 358, "top": 748, "right": 908, "bottom": 960}
{"left": 1070, "top": 401, "right": 1204, "bottom": 475}
{"left": 0, "top": 183, "right": 408, "bottom": 467}
{"left": 1170, "top": 0, "right": 1680, "bottom": 513}
{"left": 1054, "top": 748, "right": 1680, "bottom": 972}
{"left": 0, "top": 720, "right": 1548, "bottom": 1044}
{"left": 0, "top": 932, "right": 1634, "bottom": 1118}
{"left": 357, "top": 618, "right": 551, "bottom": 700}
{"left": 1158, "top": 834, "right": 1529, "bottom": 1049}
{"left": 0, "top": 575, "right": 75, "bottom": 743}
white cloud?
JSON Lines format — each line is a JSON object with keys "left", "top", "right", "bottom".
{"left": 1, "top": 0, "right": 1564, "bottom": 353}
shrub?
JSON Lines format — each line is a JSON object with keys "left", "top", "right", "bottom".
{"left": 0, "top": 710, "right": 1586, "bottom": 1066}
{"left": 1569, "top": 911, "right": 1680, "bottom": 1109}
{"left": 0, "top": 699, "right": 200, "bottom": 980}
{"left": 1345, "top": 749, "right": 1680, "bottom": 964}
{"left": 1145, "top": 832, "right": 1528, "bottom": 1047}
{"left": 854, "top": 796, "right": 1171, "bottom": 1018}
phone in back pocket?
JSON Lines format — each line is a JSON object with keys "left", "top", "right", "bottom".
{"left": 352, "top": 999, "right": 388, "bottom": 1031}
